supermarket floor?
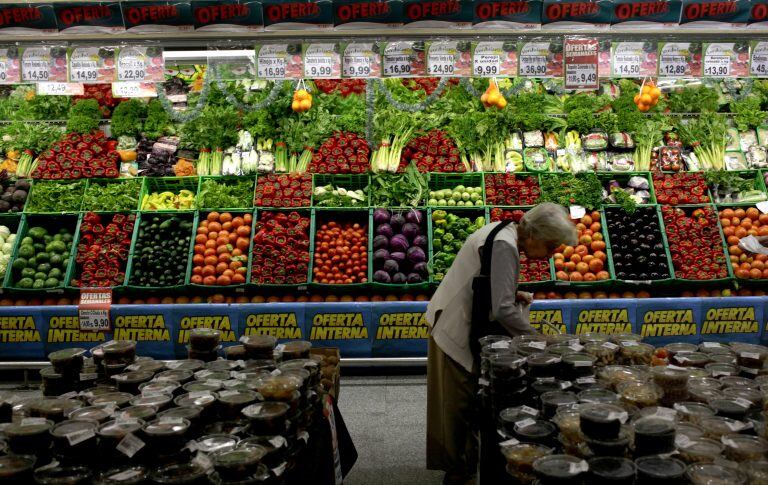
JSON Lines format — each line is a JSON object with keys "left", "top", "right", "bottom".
{"left": 338, "top": 374, "right": 442, "bottom": 485}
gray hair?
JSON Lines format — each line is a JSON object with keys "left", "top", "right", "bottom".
{"left": 518, "top": 203, "right": 578, "bottom": 246}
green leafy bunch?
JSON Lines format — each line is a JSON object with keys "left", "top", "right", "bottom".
{"left": 110, "top": 100, "right": 146, "bottom": 138}
{"left": 66, "top": 99, "right": 101, "bottom": 134}
{"left": 143, "top": 100, "right": 172, "bottom": 140}
{"left": 540, "top": 173, "right": 603, "bottom": 210}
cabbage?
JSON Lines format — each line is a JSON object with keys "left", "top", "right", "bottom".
{"left": 413, "top": 262, "right": 429, "bottom": 277}
{"left": 373, "top": 270, "right": 391, "bottom": 283}
{"left": 401, "top": 223, "right": 420, "bottom": 240}
{"left": 6, "top": 234, "right": 15, "bottom": 243}
{"left": 373, "top": 209, "right": 391, "bottom": 225}
{"left": 376, "top": 223, "right": 394, "bottom": 239}
{"left": 0, "top": 226, "right": 9, "bottom": 239}
{"left": 407, "top": 273, "right": 423, "bottom": 284}
{"left": 373, "top": 235, "right": 389, "bottom": 251}
{"left": 390, "top": 252, "right": 406, "bottom": 264}
{"left": 1, "top": 242, "right": 10, "bottom": 254}
{"left": 392, "top": 273, "right": 407, "bottom": 284}
{"left": 390, "top": 213, "right": 405, "bottom": 231}
{"left": 406, "top": 246, "right": 426, "bottom": 264}
{"left": 383, "top": 260, "right": 399, "bottom": 275}
{"left": 390, "top": 235, "right": 409, "bottom": 253}
{"left": 374, "top": 249, "right": 390, "bottom": 263}
{"left": 413, "top": 235, "right": 428, "bottom": 248}
{"left": 405, "top": 210, "right": 423, "bottom": 224}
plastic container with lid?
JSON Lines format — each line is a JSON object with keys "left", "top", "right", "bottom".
{"left": 30, "top": 398, "right": 83, "bottom": 423}
{"left": 489, "top": 353, "right": 526, "bottom": 383}
{"left": 512, "top": 334, "right": 549, "bottom": 355}
{"left": 213, "top": 446, "right": 267, "bottom": 481}
{"left": 705, "top": 363, "right": 739, "bottom": 377}
{"left": 5, "top": 419, "right": 53, "bottom": 454}
{"left": 533, "top": 454, "right": 588, "bottom": 484}
{"left": 206, "top": 359, "right": 239, "bottom": 372}
{"left": 183, "top": 380, "right": 222, "bottom": 394}
{"left": 553, "top": 408, "right": 581, "bottom": 444}
{"left": 141, "top": 418, "right": 191, "bottom": 455}
{"left": 574, "top": 388, "right": 616, "bottom": 407}
{"left": 93, "top": 465, "right": 148, "bottom": 485}
{"left": 97, "top": 419, "right": 145, "bottom": 450}
{"left": 501, "top": 443, "right": 553, "bottom": 483}
{"left": 561, "top": 353, "right": 596, "bottom": 379}
{"left": 195, "top": 434, "right": 238, "bottom": 454}
{"left": 727, "top": 387, "right": 763, "bottom": 408}
{"left": 173, "top": 393, "right": 218, "bottom": 419}
{"left": 664, "top": 342, "right": 699, "bottom": 357}
{"left": 689, "top": 387, "right": 723, "bottom": 404}
{"left": 584, "top": 342, "right": 620, "bottom": 367}
{"left": 580, "top": 333, "right": 609, "bottom": 345}
{"left": 719, "top": 376, "right": 757, "bottom": 389}
{"left": 101, "top": 340, "right": 137, "bottom": 366}
{"left": 499, "top": 406, "right": 540, "bottom": 435}
{"left": 676, "top": 437, "right": 724, "bottom": 463}
{"left": 651, "top": 366, "right": 689, "bottom": 390}
{"left": 281, "top": 340, "right": 312, "bottom": 361}
{"left": 599, "top": 365, "right": 649, "bottom": 390}
{"left": 672, "top": 352, "right": 710, "bottom": 368}
{"left": 241, "top": 402, "right": 290, "bottom": 435}
{"left": 224, "top": 345, "right": 247, "bottom": 361}
{"left": 744, "top": 461, "right": 768, "bottom": 484}
{"left": 89, "top": 392, "right": 133, "bottom": 409}
{"left": 633, "top": 416, "right": 676, "bottom": 456}
{"left": 255, "top": 375, "right": 302, "bottom": 401}
{"left": 731, "top": 342, "right": 768, "bottom": 368}
{"left": 686, "top": 463, "right": 747, "bottom": 485}
{"left": 673, "top": 402, "right": 715, "bottom": 424}
{"left": 618, "top": 342, "right": 654, "bottom": 366}
{"left": 579, "top": 403, "right": 628, "bottom": 440}
{"left": 154, "top": 369, "right": 194, "bottom": 384}
{"left": 189, "top": 328, "right": 221, "bottom": 352}
{"left": 588, "top": 456, "right": 636, "bottom": 485}
{"left": 698, "top": 416, "right": 751, "bottom": 439}
{"left": 116, "top": 405, "right": 158, "bottom": 422}
{"left": 676, "top": 422, "right": 705, "bottom": 441}
{"left": 635, "top": 455, "right": 686, "bottom": 484}
{"left": 157, "top": 405, "right": 203, "bottom": 423}
{"left": 618, "top": 381, "right": 663, "bottom": 408}
{"left": 218, "top": 390, "right": 259, "bottom": 419}
{"left": 721, "top": 434, "right": 768, "bottom": 462}
{"left": 33, "top": 464, "right": 92, "bottom": 485}
{"left": 238, "top": 435, "right": 287, "bottom": 468}
{"left": 513, "top": 419, "right": 557, "bottom": 447}
{"left": 129, "top": 393, "right": 173, "bottom": 411}
{"left": 585, "top": 428, "right": 629, "bottom": 457}
{"left": 708, "top": 397, "right": 751, "bottom": 420}
{"left": 149, "top": 462, "right": 208, "bottom": 485}
{"left": 40, "top": 368, "right": 72, "bottom": 397}
{"left": 50, "top": 419, "right": 98, "bottom": 457}
{"left": 68, "top": 406, "right": 112, "bottom": 424}
{"left": 527, "top": 354, "right": 562, "bottom": 379}
{"left": 241, "top": 335, "right": 277, "bottom": 360}
{"left": 0, "top": 454, "right": 36, "bottom": 483}
{"left": 709, "top": 353, "right": 738, "bottom": 365}
{"left": 611, "top": 333, "right": 643, "bottom": 345}
{"left": 540, "top": 391, "right": 577, "bottom": 419}
{"left": 187, "top": 347, "right": 219, "bottom": 363}
{"left": 699, "top": 342, "right": 731, "bottom": 354}
{"left": 112, "top": 371, "right": 154, "bottom": 395}
{"left": 688, "top": 377, "right": 722, "bottom": 391}
{"left": 49, "top": 348, "right": 86, "bottom": 375}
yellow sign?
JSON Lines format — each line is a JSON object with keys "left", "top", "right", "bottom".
{"left": 702, "top": 307, "right": 759, "bottom": 335}
{"left": 244, "top": 313, "right": 302, "bottom": 339}
{"left": 530, "top": 310, "right": 567, "bottom": 334}
{"left": 48, "top": 316, "right": 105, "bottom": 343}
{"left": 311, "top": 313, "right": 368, "bottom": 340}
{"left": 0, "top": 316, "right": 40, "bottom": 343}
{"left": 177, "top": 316, "right": 236, "bottom": 344}
{"left": 376, "top": 312, "right": 429, "bottom": 339}
{"left": 575, "top": 309, "right": 632, "bottom": 334}
{"left": 114, "top": 315, "right": 170, "bottom": 342}
{"left": 641, "top": 309, "right": 696, "bottom": 337}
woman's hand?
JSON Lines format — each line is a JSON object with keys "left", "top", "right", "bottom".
{"left": 516, "top": 291, "right": 533, "bottom": 305}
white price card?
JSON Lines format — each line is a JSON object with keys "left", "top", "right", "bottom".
{"left": 382, "top": 41, "right": 423, "bottom": 77}
{"left": 566, "top": 64, "right": 597, "bottom": 89}
{"left": 37, "top": 82, "right": 84, "bottom": 96}
{"left": 257, "top": 56, "right": 286, "bottom": 79}
{"left": 612, "top": 54, "right": 640, "bottom": 77}
{"left": 117, "top": 46, "right": 164, "bottom": 83}
{"left": 427, "top": 41, "right": 470, "bottom": 77}
{"left": 704, "top": 55, "right": 730, "bottom": 77}
{"left": 303, "top": 43, "right": 341, "bottom": 79}
{"left": 112, "top": 82, "right": 157, "bottom": 98}
{"left": 518, "top": 40, "right": 561, "bottom": 77}
{"left": 342, "top": 43, "right": 380, "bottom": 78}
{"left": 611, "top": 42, "right": 657, "bottom": 78}
{"left": 21, "top": 47, "right": 56, "bottom": 83}
{"left": 79, "top": 288, "right": 112, "bottom": 332}
{"left": 658, "top": 42, "right": 701, "bottom": 78}
{"left": 751, "top": 41, "right": 768, "bottom": 77}
{"left": 428, "top": 54, "right": 455, "bottom": 76}
{"left": 69, "top": 47, "right": 116, "bottom": 84}
{"left": 0, "top": 48, "right": 20, "bottom": 84}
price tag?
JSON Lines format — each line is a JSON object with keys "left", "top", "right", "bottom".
{"left": 499, "top": 438, "right": 520, "bottom": 447}
{"left": 659, "top": 42, "right": 700, "bottom": 78}
{"left": 573, "top": 359, "right": 592, "bottom": 367}
{"left": 659, "top": 55, "right": 688, "bottom": 76}
{"left": 655, "top": 407, "right": 678, "bottom": 420}
{"left": 568, "top": 460, "right": 589, "bottom": 474}
{"left": 427, "top": 41, "right": 469, "bottom": 77}
{"left": 602, "top": 342, "right": 619, "bottom": 350}
{"left": 529, "top": 341, "right": 546, "bottom": 350}
{"left": 257, "top": 56, "right": 286, "bottom": 79}
{"left": 675, "top": 435, "right": 692, "bottom": 447}
{"left": 272, "top": 463, "right": 287, "bottom": 477}
{"left": 576, "top": 376, "right": 596, "bottom": 384}
{"left": 37, "top": 82, "right": 84, "bottom": 96}
{"left": 733, "top": 397, "right": 753, "bottom": 409}
{"left": 569, "top": 205, "right": 586, "bottom": 219}
{"left": 514, "top": 418, "right": 536, "bottom": 429}
{"left": 612, "top": 54, "right": 640, "bottom": 76}
{"left": 342, "top": 43, "right": 380, "bottom": 78}
{"left": 478, "top": 378, "right": 490, "bottom": 386}
{"left": 520, "top": 406, "right": 539, "bottom": 417}
{"left": 66, "top": 427, "right": 95, "bottom": 446}
{"left": 21, "top": 417, "right": 48, "bottom": 426}
{"left": 428, "top": 54, "right": 455, "bottom": 76}
{"left": 117, "top": 46, "right": 163, "bottom": 83}
{"left": 564, "top": 38, "right": 599, "bottom": 90}
{"left": 21, "top": 47, "right": 54, "bottom": 83}
{"left": 519, "top": 41, "right": 558, "bottom": 77}
{"left": 69, "top": 47, "right": 115, "bottom": 83}
{"left": 79, "top": 289, "right": 112, "bottom": 332}
{"left": 303, "top": 43, "right": 341, "bottom": 79}
{"left": 0, "top": 48, "right": 20, "bottom": 84}
{"left": 109, "top": 469, "right": 142, "bottom": 481}
{"left": 382, "top": 41, "right": 422, "bottom": 77}
{"left": 256, "top": 43, "right": 303, "bottom": 80}
{"left": 701, "top": 342, "right": 721, "bottom": 348}
{"left": 473, "top": 53, "right": 500, "bottom": 77}
{"left": 79, "top": 372, "right": 98, "bottom": 381}
{"left": 192, "top": 451, "right": 213, "bottom": 471}
{"left": 269, "top": 436, "right": 287, "bottom": 448}
{"left": 704, "top": 55, "right": 730, "bottom": 77}
{"left": 112, "top": 82, "right": 157, "bottom": 98}
{"left": 611, "top": 41, "right": 658, "bottom": 78}
{"left": 757, "top": 201, "right": 768, "bottom": 214}
{"left": 751, "top": 41, "right": 768, "bottom": 78}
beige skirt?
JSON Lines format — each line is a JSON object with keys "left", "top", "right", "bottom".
{"left": 426, "top": 335, "right": 479, "bottom": 474}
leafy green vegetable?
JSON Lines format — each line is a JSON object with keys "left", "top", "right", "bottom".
{"left": 540, "top": 173, "right": 603, "bottom": 210}
{"left": 563, "top": 93, "right": 611, "bottom": 113}
{"left": 110, "top": 100, "right": 146, "bottom": 138}
{"left": 82, "top": 179, "right": 142, "bottom": 212}
{"left": 180, "top": 105, "right": 240, "bottom": 150}
{"left": 369, "top": 163, "right": 428, "bottom": 207}
{"left": 667, "top": 85, "right": 721, "bottom": 113}
{"left": 610, "top": 188, "right": 637, "bottom": 214}
{"left": 704, "top": 170, "right": 754, "bottom": 193}
{"left": 25, "top": 180, "right": 85, "bottom": 212}
{"left": 142, "top": 100, "right": 172, "bottom": 140}
{"left": 730, "top": 97, "right": 766, "bottom": 131}
{"left": 675, "top": 115, "right": 728, "bottom": 171}
{"left": 566, "top": 108, "right": 597, "bottom": 134}
{"left": 196, "top": 178, "right": 254, "bottom": 209}
{"left": 0, "top": 122, "right": 62, "bottom": 155}
{"left": 66, "top": 99, "right": 101, "bottom": 134}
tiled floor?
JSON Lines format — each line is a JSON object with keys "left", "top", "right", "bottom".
{"left": 338, "top": 375, "right": 443, "bottom": 485}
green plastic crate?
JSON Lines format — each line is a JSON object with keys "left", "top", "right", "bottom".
{"left": 713, "top": 203, "right": 768, "bottom": 286}
{"left": 82, "top": 178, "right": 145, "bottom": 212}
{"left": 550, "top": 209, "right": 616, "bottom": 289}
{"left": 602, "top": 205, "right": 675, "bottom": 286}
{"left": 659, "top": 204, "right": 734, "bottom": 285}
{"left": 66, "top": 211, "right": 138, "bottom": 290}
{"left": 253, "top": 173, "right": 313, "bottom": 209}
{"left": 196, "top": 176, "right": 257, "bottom": 211}
{"left": 370, "top": 208, "right": 430, "bottom": 290}
{"left": 125, "top": 211, "right": 198, "bottom": 290}
{"left": 249, "top": 208, "right": 313, "bottom": 289}
{"left": 428, "top": 208, "right": 486, "bottom": 285}
{"left": 651, "top": 172, "right": 712, "bottom": 205}
{"left": 24, "top": 180, "right": 86, "bottom": 214}
{"left": 185, "top": 210, "right": 255, "bottom": 290}
{"left": 427, "top": 173, "right": 485, "bottom": 208}
{"left": 311, "top": 174, "right": 371, "bottom": 208}
{"left": 483, "top": 172, "right": 542, "bottom": 207}
{"left": 4, "top": 213, "right": 80, "bottom": 293}
{"left": 708, "top": 170, "right": 768, "bottom": 206}
{"left": 310, "top": 208, "right": 371, "bottom": 289}
{"left": 597, "top": 171, "right": 657, "bottom": 206}
{"left": 140, "top": 177, "right": 198, "bottom": 212}
{"left": 0, "top": 214, "right": 25, "bottom": 288}
{"left": 368, "top": 171, "right": 428, "bottom": 208}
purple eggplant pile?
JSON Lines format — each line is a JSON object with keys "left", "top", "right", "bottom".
{"left": 372, "top": 209, "right": 428, "bottom": 284}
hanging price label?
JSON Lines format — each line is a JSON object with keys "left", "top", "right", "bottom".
{"left": 112, "top": 82, "right": 157, "bottom": 98}
{"left": 658, "top": 42, "right": 700, "bottom": 78}
{"left": 611, "top": 42, "right": 657, "bottom": 78}
{"left": 117, "top": 58, "right": 146, "bottom": 81}
{"left": 37, "top": 82, "right": 84, "bottom": 96}
{"left": 473, "top": 41, "right": 516, "bottom": 77}
{"left": 564, "top": 38, "right": 599, "bottom": 90}
{"left": 612, "top": 55, "right": 640, "bottom": 76}
{"left": 566, "top": 64, "right": 597, "bottom": 88}
{"left": 659, "top": 56, "right": 688, "bottom": 76}
{"left": 704, "top": 55, "right": 730, "bottom": 77}
{"left": 69, "top": 47, "right": 115, "bottom": 84}
{"left": 0, "top": 48, "right": 20, "bottom": 84}
{"left": 382, "top": 41, "right": 423, "bottom": 77}
{"left": 473, "top": 54, "right": 500, "bottom": 77}
{"left": 428, "top": 54, "right": 454, "bottom": 76}
{"left": 518, "top": 41, "right": 561, "bottom": 78}
{"left": 519, "top": 55, "right": 547, "bottom": 76}
{"left": 22, "top": 48, "right": 52, "bottom": 83}
{"left": 303, "top": 43, "right": 341, "bottom": 79}
{"left": 257, "top": 56, "right": 286, "bottom": 79}
{"left": 383, "top": 55, "right": 411, "bottom": 76}
{"left": 117, "top": 46, "right": 164, "bottom": 83}
{"left": 427, "top": 41, "right": 469, "bottom": 77}
{"left": 342, "top": 43, "right": 380, "bottom": 79}
{"left": 752, "top": 41, "right": 768, "bottom": 78}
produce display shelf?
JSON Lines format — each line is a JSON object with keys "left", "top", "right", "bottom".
{"left": 196, "top": 175, "right": 257, "bottom": 212}
{"left": 23, "top": 179, "right": 86, "bottom": 214}
{"left": 81, "top": 177, "right": 146, "bottom": 213}
{"left": 310, "top": 208, "right": 371, "bottom": 290}
{"left": 249, "top": 208, "right": 314, "bottom": 290}
{"left": 140, "top": 176, "right": 198, "bottom": 212}
{"left": 371, "top": 207, "right": 431, "bottom": 292}
{"left": 551, "top": 208, "right": 617, "bottom": 289}
{"left": 428, "top": 172, "right": 486, "bottom": 209}
{"left": 427, "top": 207, "right": 487, "bottom": 285}
{"left": 708, "top": 169, "right": 768, "bottom": 206}
{"left": 597, "top": 171, "right": 657, "bottom": 206}
{"left": 713, "top": 203, "right": 768, "bottom": 287}
{"left": 311, "top": 174, "right": 371, "bottom": 208}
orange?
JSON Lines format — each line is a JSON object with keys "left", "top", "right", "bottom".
{"left": 583, "top": 273, "right": 596, "bottom": 281}
{"left": 720, "top": 218, "right": 731, "bottom": 227}
{"left": 556, "top": 271, "right": 569, "bottom": 280}
{"left": 589, "top": 259, "right": 604, "bottom": 272}
{"left": 570, "top": 254, "right": 582, "bottom": 264}
{"left": 569, "top": 272, "right": 583, "bottom": 281}
{"left": 735, "top": 227, "right": 748, "bottom": 238}
{"left": 727, "top": 236, "right": 740, "bottom": 246}
{"left": 207, "top": 212, "right": 220, "bottom": 222}
{"left": 736, "top": 268, "right": 750, "bottom": 279}
{"left": 581, "top": 215, "right": 593, "bottom": 226}
{"left": 575, "top": 245, "right": 589, "bottom": 256}
{"left": 735, "top": 208, "right": 746, "bottom": 218}
{"left": 750, "top": 268, "right": 763, "bottom": 279}
{"left": 596, "top": 271, "right": 610, "bottom": 280}
{"left": 747, "top": 208, "right": 760, "bottom": 220}
{"left": 576, "top": 262, "right": 589, "bottom": 274}
{"left": 721, "top": 208, "right": 735, "bottom": 219}
{"left": 220, "top": 213, "right": 233, "bottom": 223}
{"left": 192, "top": 254, "right": 205, "bottom": 266}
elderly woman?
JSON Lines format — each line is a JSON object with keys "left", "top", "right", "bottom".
{"left": 426, "top": 202, "right": 578, "bottom": 485}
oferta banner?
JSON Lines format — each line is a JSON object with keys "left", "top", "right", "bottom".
{"left": 371, "top": 301, "right": 429, "bottom": 357}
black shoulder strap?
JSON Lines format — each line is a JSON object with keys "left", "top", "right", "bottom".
{"left": 480, "top": 219, "right": 513, "bottom": 277}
